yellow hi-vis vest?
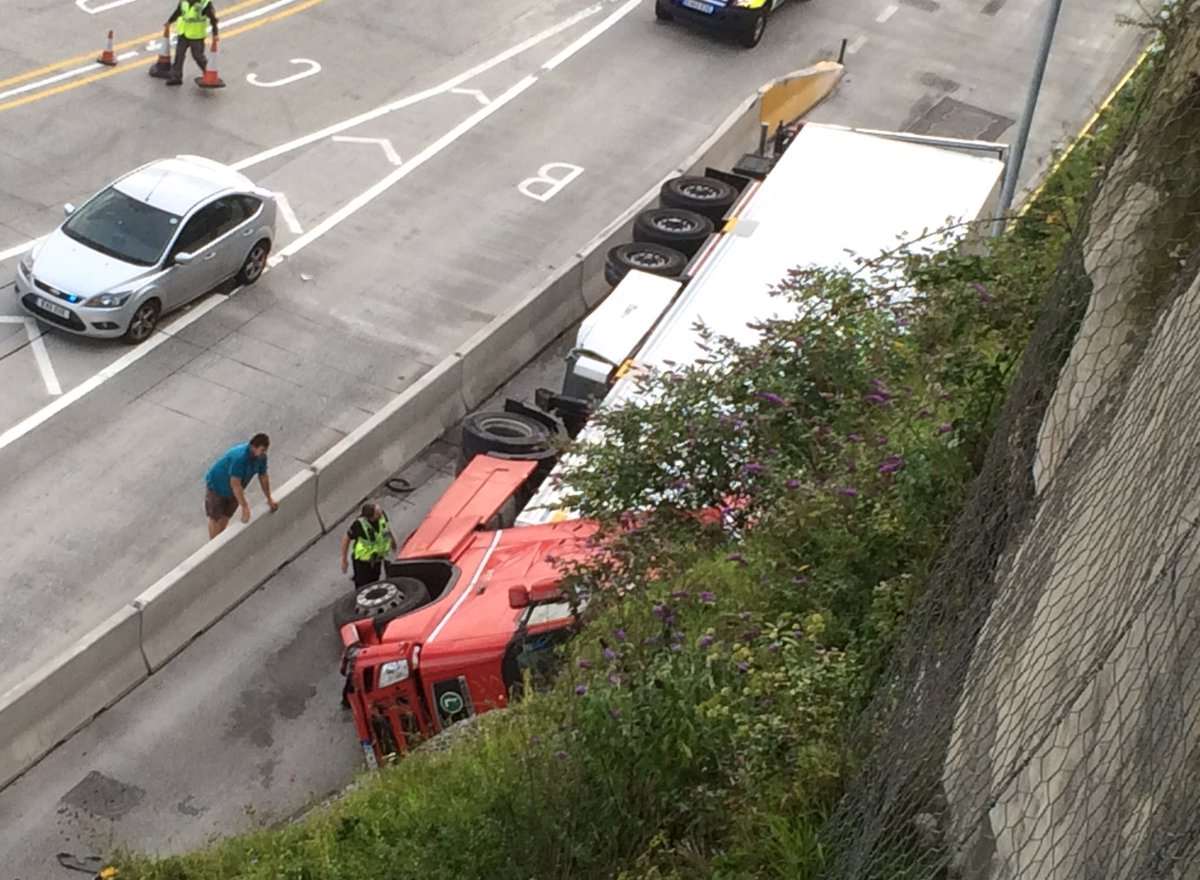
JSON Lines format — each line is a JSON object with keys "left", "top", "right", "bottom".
{"left": 352, "top": 515, "right": 392, "bottom": 561}
{"left": 179, "top": 0, "right": 211, "bottom": 40}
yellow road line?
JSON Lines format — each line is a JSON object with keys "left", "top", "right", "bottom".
{"left": 1016, "top": 42, "right": 1153, "bottom": 217}
{"left": 0, "top": 0, "right": 326, "bottom": 115}
{"left": 0, "top": 0, "right": 266, "bottom": 91}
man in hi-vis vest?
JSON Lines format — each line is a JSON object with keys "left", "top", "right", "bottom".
{"left": 164, "top": 0, "right": 219, "bottom": 85}
{"left": 340, "top": 502, "right": 399, "bottom": 588}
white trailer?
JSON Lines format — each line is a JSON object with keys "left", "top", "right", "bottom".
{"left": 507, "top": 122, "right": 1005, "bottom": 526}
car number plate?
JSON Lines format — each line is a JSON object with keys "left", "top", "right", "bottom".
{"left": 682, "top": 0, "right": 715, "bottom": 12}
{"left": 37, "top": 296, "right": 72, "bottom": 321}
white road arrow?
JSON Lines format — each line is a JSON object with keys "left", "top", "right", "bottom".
{"left": 330, "top": 136, "right": 403, "bottom": 166}
{"left": 450, "top": 87, "right": 491, "bottom": 106}
{"left": 0, "top": 317, "right": 61, "bottom": 396}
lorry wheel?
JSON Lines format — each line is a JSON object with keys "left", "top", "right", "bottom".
{"left": 333, "top": 576, "right": 431, "bottom": 629}
{"left": 659, "top": 176, "right": 738, "bottom": 222}
{"left": 655, "top": 0, "right": 673, "bottom": 19}
{"left": 604, "top": 242, "right": 688, "bottom": 287}
{"left": 462, "top": 412, "right": 553, "bottom": 462}
{"left": 633, "top": 207, "right": 714, "bottom": 257}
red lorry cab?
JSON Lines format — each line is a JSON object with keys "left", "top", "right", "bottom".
{"left": 338, "top": 454, "right": 598, "bottom": 767}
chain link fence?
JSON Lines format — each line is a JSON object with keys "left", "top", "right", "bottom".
{"left": 820, "top": 4, "right": 1200, "bottom": 878}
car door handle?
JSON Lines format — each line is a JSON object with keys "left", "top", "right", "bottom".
{"left": 242, "top": 228, "right": 254, "bottom": 236}
{"left": 203, "top": 251, "right": 216, "bottom": 260}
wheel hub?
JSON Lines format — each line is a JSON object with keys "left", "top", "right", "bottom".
{"left": 358, "top": 582, "right": 400, "bottom": 610}
{"left": 630, "top": 251, "right": 670, "bottom": 269}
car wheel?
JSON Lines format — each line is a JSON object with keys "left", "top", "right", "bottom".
{"left": 332, "top": 576, "right": 431, "bottom": 629}
{"left": 461, "top": 412, "right": 553, "bottom": 462}
{"left": 655, "top": 0, "right": 674, "bottom": 19}
{"left": 236, "top": 239, "right": 270, "bottom": 286}
{"left": 123, "top": 298, "right": 161, "bottom": 344}
{"left": 604, "top": 242, "right": 688, "bottom": 287}
{"left": 633, "top": 208, "right": 715, "bottom": 257}
{"left": 659, "top": 176, "right": 739, "bottom": 222}
{"left": 739, "top": 9, "right": 767, "bottom": 47}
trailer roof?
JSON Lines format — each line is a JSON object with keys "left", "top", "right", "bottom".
{"left": 638, "top": 123, "right": 1004, "bottom": 371}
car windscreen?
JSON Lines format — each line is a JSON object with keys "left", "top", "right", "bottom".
{"left": 62, "top": 186, "right": 182, "bottom": 267}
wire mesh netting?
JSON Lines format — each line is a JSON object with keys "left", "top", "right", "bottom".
{"left": 820, "top": 4, "right": 1200, "bottom": 879}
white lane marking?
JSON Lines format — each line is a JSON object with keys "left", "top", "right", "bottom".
{"left": 847, "top": 35, "right": 868, "bottom": 53}
{"left": 331, "top": 135, "right": 403, "bottom": 166}
{"left": 0, "top": 241, "right": 35, "bottom": 262}
{"left": 542, "top": 0, "right": 638, "bottom": 70}
{"left": 230, "top": 2, "right": 603, "bottom": 172}
{"left": 274, "top": 191, "right": 304, "bottom": 234}
{"left": 246, "top": 58, "right": 322, "bottom": 87}
{"left": 23, "top": 319, "right": 61, "bottom": 396}
{"left": 876, "top": 4, "right": 898, "bottom": 22}
{"left": 0, "top": 294, "right": 227, "bottom": 452}
{"left": 279, "top": 75, "right": 539, "bottom": 259}
{"left": 518, "top": 162, "right": 584, "bottom": 202}
{"left": 450, "top": 87, "right": 490, "bottom": 105}
{"left": 77, "top": 0, "right": 141, "bottom": 13}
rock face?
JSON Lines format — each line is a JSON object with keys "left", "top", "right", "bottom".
{"left": 942, "top": 13, "right": 1200, "bottom": 879}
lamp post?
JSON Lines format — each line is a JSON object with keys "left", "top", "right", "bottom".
{"left": 993, "top": 0, "right": 1065, "bottom": 236}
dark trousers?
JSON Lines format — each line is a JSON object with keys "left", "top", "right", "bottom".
{"left": 171, "top": 36, "right": 208, "bottom": 79}
{"left": 352, "top": 558, "right": 382, "bottom": 588}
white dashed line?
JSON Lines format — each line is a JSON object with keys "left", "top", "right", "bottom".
{"left": 876, "top": 4, "right": 899, "bottom": 23}
{"left": 847, "top": 35, "right": 869, "bottom": 54}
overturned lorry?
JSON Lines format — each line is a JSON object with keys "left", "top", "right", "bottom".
{"left": 336, "top": 122, "right": 1005, "bottom": 767}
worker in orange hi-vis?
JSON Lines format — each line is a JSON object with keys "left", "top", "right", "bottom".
{"left": 163, "top": 0, "right": 219, "bottom": 86}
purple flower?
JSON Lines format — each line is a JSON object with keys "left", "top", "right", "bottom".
{"left": 671, "top": 478, "right": 691, "bottom": 491}
{"left": 864, "top": 392, "right": 892, "bottom": 406}
{"left": 973, "top": 281, "right": 993, "bottom": 304}
{"left": 878, "top": 455, "right": 906, "bottom": 475}
{"left": 755, "top": 391, "right": 787, "bottom": 407}
{"left": 699, "top": 591, "right": 717, "bottom": 605}
{"left": 792, "top": 574, "right": 809, "bottom": 585}
{"left": 743, "top": 462, "right": 766, "bottom": 476}
{"left": 937, "top": 423, "right": 954, "bottom": 435}
{"left": 847, "top": 433, "right": 864, "bottom": 443}
{"left": 727, "top": 553, "right": 748, "bottom": 567}
{"left": 837, "top": 486, "right": 859, "bottom": 498}
{"left": 768, "top": 642, "right": 782, "bottom": 654}
{"left": 603, "top": 647, "right": 617, "bottom": 662}
{"left": 786, "top": 479, "right": 801, "bottom": 490}
{"left": 743, "top": 627, "right": 762, "bottom": 641}
{"left": 739, "top": 611, "right": 752, "bottom": 622}
{"left": 737, "top": 661, "right": 750, "bottom": 673}
{"left": 697, "top": 634, "right": 715, "bottom": 649}
{"left": 671, "top": 590, "right": 690, "bottom": 601}
{"left": 671, "top": 643, "right": 683, "bottom": 652}
{"left": 575, "top": 684, "right": 588, "bottom": 697}
{"left": 876, "top": 435, "right": 889, "bottom": 446}
{"left": 578, "top": 658, "right": 593, "bottom": 670}
{"left": 614, "top": 628, "right": 627, "bottom": 642}
{"left": 918, "top": 409, "right": 932, "bottom": 419}
{"left": 608, "top": 672, "right": 622, "bottom": 687}
{"left": 652, "top": 603, "right": 672, "bottom": 622}
{"left": 555, "top": 750, "right": 569, "bottom": 761}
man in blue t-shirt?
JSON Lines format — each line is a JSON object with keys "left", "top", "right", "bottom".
{"left": 204, "top": 432, "right": 278, "bottom": 539}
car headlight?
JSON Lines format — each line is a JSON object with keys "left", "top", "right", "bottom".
{"left": 733, "top": 0, "right": 757, "bottom": 7}
{"left": 82, "top": 291, "right": 133, "bottom": 308}
{"left": 377, "top": 659, "right": 410, "bottom": 688}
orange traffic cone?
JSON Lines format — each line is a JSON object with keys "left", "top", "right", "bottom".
{"left": 148, "top": 28, "right": 172, "bottom": 78}
{"left": 97, "top": 30, "right": 117, "bottom": 66}
{"left": 195, "top": 37, "right": 226, "bottom": 88}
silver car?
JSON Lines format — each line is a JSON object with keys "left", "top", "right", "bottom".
{"left": 15, "top": 155, "right": 277, "bottom": 343}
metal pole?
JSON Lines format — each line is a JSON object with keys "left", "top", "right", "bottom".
{"left": 838, "top": 37, "right": 847, "bottom": 65}
{"left": 993, "top": 0, "right": 1064, "bottom": 236}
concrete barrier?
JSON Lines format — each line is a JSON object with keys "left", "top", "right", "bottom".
{"left": 0, "top": 605, "right": 148, "bottom": 790}
{"left": 313, "top": 355, "right": 467, "bottom": 528}
{"left": 137, "top": 467, "right": 323, "bottom": 671}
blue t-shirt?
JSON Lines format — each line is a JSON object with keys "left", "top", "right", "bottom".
{"left": 205, "top": 442, "right": 268, "bottom": 497}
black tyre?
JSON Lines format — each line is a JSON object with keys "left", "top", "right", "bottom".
{"left": 655, "top": 0, "right": 673, "bottom": 19}
{"left": 123, "top": 298, "right": 161, "bottom": 344}
{"left": 604, "top": 242, "right": 688, "bottom": 288}
{"left": 236, "top": 238, "right": 270, "bottom": 285}
{"left": 461, "top": 411, "right": 553, "bottom": 462}
{"left": 332, "top": 576, "right": 430, "bottom": 629}
{"left": 659, "top": 176, "right": 738, "bottom": 222}
{"left": 738, "top": 9, "right": 767, "bottom": 47}
{"left": 633, "top": 207, "right": 714, "bottom": 257}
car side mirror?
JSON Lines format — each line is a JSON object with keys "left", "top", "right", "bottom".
{"left": 508, "top": 586, "right": 531, "bottom": 609}
{"left": 174, "top": 251, "right": 194, "bottom": 266}
{"left": 63, "top": 203, "right": 76, "bottom": 216}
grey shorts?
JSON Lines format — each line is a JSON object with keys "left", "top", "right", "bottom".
{"left": 204, "top": 489, "right": 238, "bottom": 520}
